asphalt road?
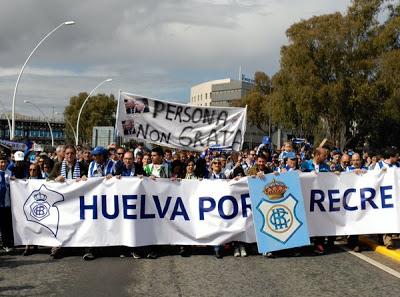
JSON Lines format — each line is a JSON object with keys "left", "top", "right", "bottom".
{"left": 0, "top": 245, "right": 399, "bottom": 297}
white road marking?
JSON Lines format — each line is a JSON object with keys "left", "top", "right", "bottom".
{"left": 341, "top": 247, "right": 400, "bottom": 279}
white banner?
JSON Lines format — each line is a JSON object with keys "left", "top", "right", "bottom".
{"left": 300, "top": 169, "right": 400, "bottom": 236}
{"left": 10, "top": 170, "right": 400, "bottom": 247}
{"left": 0, "top": 140, "right": 26, "bottom": 151}
{"left": 11, "top": 178, "right": 255, "bottom": 247}
{"left": 116, "top": 92, "right": 247, "bottom": 151}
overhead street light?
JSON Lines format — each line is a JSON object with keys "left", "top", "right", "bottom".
{"left": 11, "top": 21, "right": 76, "bottom": 141}
{"left": 24, "top": 100, "right": 54, "bottom": 147}
{"left": 75, "top": 78, "right": 113, "bottom": 145}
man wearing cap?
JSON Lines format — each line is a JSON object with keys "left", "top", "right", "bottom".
{"left": 83, "top": 146, "right": 115, "bottom": 260}
{"left": 88, "top": 146, "right": 115, "bottom": 178}
{"left": 281, "top": 152, "right": 298, "bottom": 172}
{"left": 9, "top": 151, "right": 29, "bottom": 179}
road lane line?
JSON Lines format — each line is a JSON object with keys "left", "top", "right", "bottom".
{"left": 341, "top": 247, "right": 400, "bottom": 279}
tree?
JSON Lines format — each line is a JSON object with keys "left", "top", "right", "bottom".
{"left": 272, "top": 0, "right": 385, "bottom": 149}
{"left": 239, "top": 71, "right": 273, "bottom": 135}
{"left": 63, "top": 93, "right": 117, "bottom": 145}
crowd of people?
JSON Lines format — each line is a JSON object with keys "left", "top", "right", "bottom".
{"left": 0, "top": 139, "right": 398, "bottom": 260}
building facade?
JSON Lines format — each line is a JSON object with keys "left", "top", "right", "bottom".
{"left": 190, "top": 78, "right": 253, "bottom": 107}
{"left": 190, "top": 78, "right": 267, "bottom": 148}
{"left": 0, "top": 114, "right": 65, "bottom": 146}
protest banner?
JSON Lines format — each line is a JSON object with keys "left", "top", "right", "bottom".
{"left": 10, "top": 170, "right": 400, "bottom": 248}
{"left": 300, "top": 169, "right": 400, "bottom": 236}
{"left": 11, "top": 177, "right": 255, "bottom": 247}
{"left": 0, "top": 140, "right": 26, "bottom": 151}
{"left": 115, "top": 92, "right": 247, "bottom": 151}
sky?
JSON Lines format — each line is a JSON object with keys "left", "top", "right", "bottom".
{"left": 0, "top": 0, "right": 351, "bottom": 118}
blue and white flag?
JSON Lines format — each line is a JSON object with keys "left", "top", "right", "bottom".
{"left": 248, "top": 171, "right": 310, "bottom": 253}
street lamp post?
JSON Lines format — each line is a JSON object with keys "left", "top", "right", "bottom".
{"left": 11, "top": 21, "right": 75, "bottom": 141}
{"left": 75, "top": 78, "right": 112, "bottom": 145}
{"left": 55, "top": 112, "right": 77, "bottom": 142}
{"left": 24, "top": 100, "right": 54, "bottom": 147}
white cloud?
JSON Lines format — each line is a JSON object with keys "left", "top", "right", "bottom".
{"left": 0, "top": 0, "right": 351, "bottom": 117}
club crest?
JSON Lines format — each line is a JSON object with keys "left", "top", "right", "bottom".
{"left": 23, "top": 184, "right": 64, "bottom": 237}
{"left": 257, "top": 179, "right": 302, "bottom": 243}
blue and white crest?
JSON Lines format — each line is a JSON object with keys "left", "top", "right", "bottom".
{"left": 248, "top": 171, "right": 310, "bottom": 253}
{"left": 257, "top": 194, "right": 302, "bottom": 244}
{"left": 23, "top": 184, "right": 64, "bottom": 237}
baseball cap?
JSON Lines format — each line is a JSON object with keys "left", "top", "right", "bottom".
{"left": 285, "top": 152, "right": 297, "bottom": 160}
{"left": 14, "top": 151, "right": 25, "bottom": 161}
{"left": 91, "top": 146, "right": 108, "bottom": 156}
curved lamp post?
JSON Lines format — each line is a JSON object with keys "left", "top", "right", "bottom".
{"left": 24, "top": 100, "right": 54, "bottom": 147}
{"left": 55, "top": 112, "right": 77, "bottom": 142}
{"left": 11, "top": 21, "right": 75, "bottom": 140}
{"left": 75, "top": 78, "right": 112, "bottom": 145}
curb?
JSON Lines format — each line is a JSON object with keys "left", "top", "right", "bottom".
{"left": 360, "top": 236, "right": 400, "bottom": 263}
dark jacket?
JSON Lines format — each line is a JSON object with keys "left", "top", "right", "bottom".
{"left": 48, "top": 161, "right": 88, "bottom": 179}
{"left": 114, "top": 162, "right": 145, "bottom": 177}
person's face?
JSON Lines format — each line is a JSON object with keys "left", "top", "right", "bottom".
{"left": 116, "top": 149, "right": 125, "bottom": 160}
{"left": 64, "top": 148, "right": 76, "bottom": 164}
{"left": 57, "top": 149, "right": 65, "bottom": 160}
{"left": 220, "top": 158, "right": 226, "bottom": 167}
{"left": 316, "top": 150, "right": 328, "bottom": 163}
{"left": 211, "top": 160, "right": 222, "bottom": 173}
{"left": 142, "top": 155, "right": 150, "bottom": 165}
{"left": 135, "top": 155, "right": 143, "bottom": 164}
{"left": 248, "top": 151, "right": 256, "bottom": 161}
{"left": 83, "top": 150, "right": 91, "bottom": 161}
{"left": 123, "top": 120, "right": 134, "bottom": 130}
{"left": 186, "top": 162, "right": 195, "bottom": 173}
{"left": 287, "top": 158, "right": 296, "bottom": 168}
{"left": 43, "top": 163, "right": 51, "bottom": 173}
{"left": 151, "top": 152, "right": 162, "bottom": 165}
{"left": 284, "top": 144, "right": 292, "bottom": 152}
{"left": 38, "top": 158, "right": 44, "bottom": 167}
{"left": 94, "top": 154, "right": 105, "bottom": 164}
{"left": 165, "top": 151, "right": 172, "bottom": 160}
{"left": 341, "top": 156, "right": 350, "bottom": 167}
{"left": 0, "top": 160, "right": 7, "bottom": 171}
{"left": 29, "top": 165, "right": 40, "bottom": 177}
{"left": 180, "top": 153, "right": 187, "bottom": 163}
{"left": 257, "top": 157, "right": 266, "bottom": 169}
{"left": 123, "top": 153, "right": 134, "bottom": 168}
{"left": 351, "top": 155, "right": 362, "bottom": 168}
{"left": 333, "top": 154, "right": 340, "bottom": 163}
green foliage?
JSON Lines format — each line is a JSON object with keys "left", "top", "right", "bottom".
{"left": 63, "top": 93, "right": 117, "bottom": 145}
{"left": 239, "top": 71, "right": 272, "bottom": 134}
{"left": 266, "top": 0, "right": 400, "bottom": 150}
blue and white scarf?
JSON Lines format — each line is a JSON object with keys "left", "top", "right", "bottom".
{"left": 60, "top": 160, "right": 81, "bottom": 179}
{"left": 88, "top": 160, "right": 114, "bottom": 177}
